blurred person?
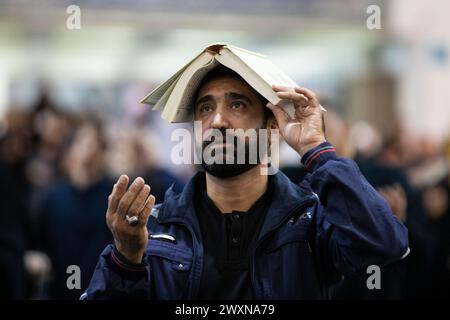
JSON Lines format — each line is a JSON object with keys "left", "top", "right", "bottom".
{"left": 83, "top": 65, "right": 408, "bottom": 300}
{"left": 321, "top": 109, "right": 353, "bottom": 158}
{"left": 27, "top": 105, "right": 76, "bottom": 190}
{"left": 372, "top": 123, "right": 442, "bottom": 170}
{"left": 349, "top": 121, "right": 383, "bottom": 160}
{"left": 22, "top": 91, "right": 83, "bottom": 298}
{"left": 422, "top": 176, "right": 450, "bottom": 299}
{"left": 35, "top": 118, "right": 113, "bottom": 299}
{"left": 354, "top": 142, "right": 437, "bottom": 299}
{"left": 0, "top": 109, "right": 34, "bottom": 299}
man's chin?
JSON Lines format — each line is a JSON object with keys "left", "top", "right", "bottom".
{"left": 201, "top": 162, "right": 259, "bottom": 178}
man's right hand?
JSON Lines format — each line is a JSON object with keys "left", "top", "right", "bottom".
{"left": 106, "top": 175, "right": 156, "bottom": 264}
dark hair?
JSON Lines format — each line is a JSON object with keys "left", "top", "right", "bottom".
{"left": 193, "top": 65, "right": 272, "bottom": 123}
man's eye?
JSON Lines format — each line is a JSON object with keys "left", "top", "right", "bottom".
{"left": 199, "top": 105, "right": 212, "bottom": 113}
{"left": 231, "top": 102, "right": 244, "bottom": 109}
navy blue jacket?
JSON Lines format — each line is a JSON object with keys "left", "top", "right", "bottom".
{"left": 83, "top": 142, "right": 409, "bottom": 300}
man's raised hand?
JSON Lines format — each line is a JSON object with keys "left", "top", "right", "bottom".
{"left": 106, "top": 175, "right": 155, "bottom": 264}
{"left": 266, "top": 85, "right": 326, "bottom": 156}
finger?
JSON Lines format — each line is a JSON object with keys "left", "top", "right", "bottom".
{"left": 117, "top": 177, "right": 145, "bottom": 217}
{"left": 294, "top": 87, "right": 320, "bottom": 108}
{"left": 139, "top": 195, "right": 156, "bottom": 226}
{"left": 128, "top": 184, "right": 151, "bottom": 217}
{"left": 266, "top": 102, "right": 289, "bottom": 128}
{"left": 295, "top": 95, "right": 310, "bottom": 108}
{"left": 272, "top": 84, "right": 295, "bottom": 92}
{"left": 293, "top": 97, "right": 312, "bottom": 114}
{"left": 108, "top": 175, "right": 129, "bottom": 214}
{"left": 276, "top": 91, "right": 309, "bottom": 105}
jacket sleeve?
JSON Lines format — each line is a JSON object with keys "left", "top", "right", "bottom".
{"left": 302, "top": 141, "right": 410, "bottom": 277}
{"left": 81, "top": 244, "right": 152, "bottom": 300}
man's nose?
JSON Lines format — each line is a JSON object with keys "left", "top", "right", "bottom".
{"left": 210, "top": 109, "right": 230, "bottom": 129}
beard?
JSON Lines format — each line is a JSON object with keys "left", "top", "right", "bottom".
{"left": 198, "top": 128, "right": 263, "bottom": 179}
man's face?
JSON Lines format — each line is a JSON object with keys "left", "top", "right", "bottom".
{"left": 194, "top": 76, "right": 267, "bottom": 178}
{"left": 64, "top": 125, "right": 105, "bottom": 189}
{"left": 194, "top": 76, "right": 266, "bottom": 130}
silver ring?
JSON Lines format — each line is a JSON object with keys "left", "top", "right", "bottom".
{"left": 125, "top": 215, "right": 139, "bottom": 225}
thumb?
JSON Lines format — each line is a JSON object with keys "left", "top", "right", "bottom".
{"left": 266, "top": 102, "right": 289, "bottom": 128}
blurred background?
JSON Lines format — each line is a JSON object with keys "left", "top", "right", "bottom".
{"left": 0, "top": 0, "right": 449, "bottom": 299}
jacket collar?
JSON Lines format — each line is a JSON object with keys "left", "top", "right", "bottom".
{"left": 157, "top": 169, "right": 317, "bottom": 239}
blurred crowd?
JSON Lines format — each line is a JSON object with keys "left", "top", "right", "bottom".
{"left": 0, "top": 89, "right": 185, "bottom": 299}
{"left": 0, "top": 87, "right": 449, "bottom": 300}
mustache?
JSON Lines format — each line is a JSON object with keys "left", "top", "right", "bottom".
{"left": 202, "top": 128, "right": 240, "bottom": 149}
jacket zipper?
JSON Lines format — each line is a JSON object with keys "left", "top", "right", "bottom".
{"left": 250, "top": 197, "right": 316, "bottom": 299}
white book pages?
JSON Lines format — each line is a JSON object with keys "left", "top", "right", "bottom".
{"left": 140, "top": 68, "right": 184, "bottom": 106}
{"left": 227, "top": 45, "right": 298, "bottom": 88}
{"left": 141, "top": 43, "right": 325, "bottom": 123}
{"left": 140, "top": 51, "right": 205, "bottom": 105}
{"left": 161, "top": 53, "right": 218, "bottom": 122}
{"left": 153, "top": 79, "right": 178, "bottom": 111}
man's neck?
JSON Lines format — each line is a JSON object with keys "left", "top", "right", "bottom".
{"left": 205, "top": 165, "right": 268, "bottom": 213}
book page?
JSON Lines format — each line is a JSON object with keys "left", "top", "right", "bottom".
{"left": 144, "top": 43, "right": 324, "bottom": 123}
{"left": 140, "top": 66, "right": 186, "bottom": 105}
{"left": 170, "top": 60, "right": 220, "bottom": 122}
{"left": 140, "top": 51, "right": 206, "bottom": 105}
{"left": 226, "top": 45, "right": 298, "bottom": 88}
{"left": 162, "top": 53, "right": 217, "bottom": 122}
{"left": 153, "top": 79, "right": 178, "bottom": 111}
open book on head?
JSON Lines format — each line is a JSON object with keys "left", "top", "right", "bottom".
{"left": 141, "top": 43, "right": 326, "bottom": 123}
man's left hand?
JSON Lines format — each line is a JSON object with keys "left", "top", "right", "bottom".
{"left": 266, "top": 85, "right": 326, "bottom": 156}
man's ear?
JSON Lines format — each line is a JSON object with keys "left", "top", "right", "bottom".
{"left": 266, "top": 115, "right": 279, "bottom": 155}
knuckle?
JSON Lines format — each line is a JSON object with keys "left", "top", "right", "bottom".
{"left": 129, "top": 184, "right": 139, "bottom": 192}
{"left": 115, "top": 185, "right": 125, "bottom": 194}
{"left": 131, "top": 178, "right": 144, "bottom": 190}
{"left": 111, "top": 220, "right": 117, "bottom": 230}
